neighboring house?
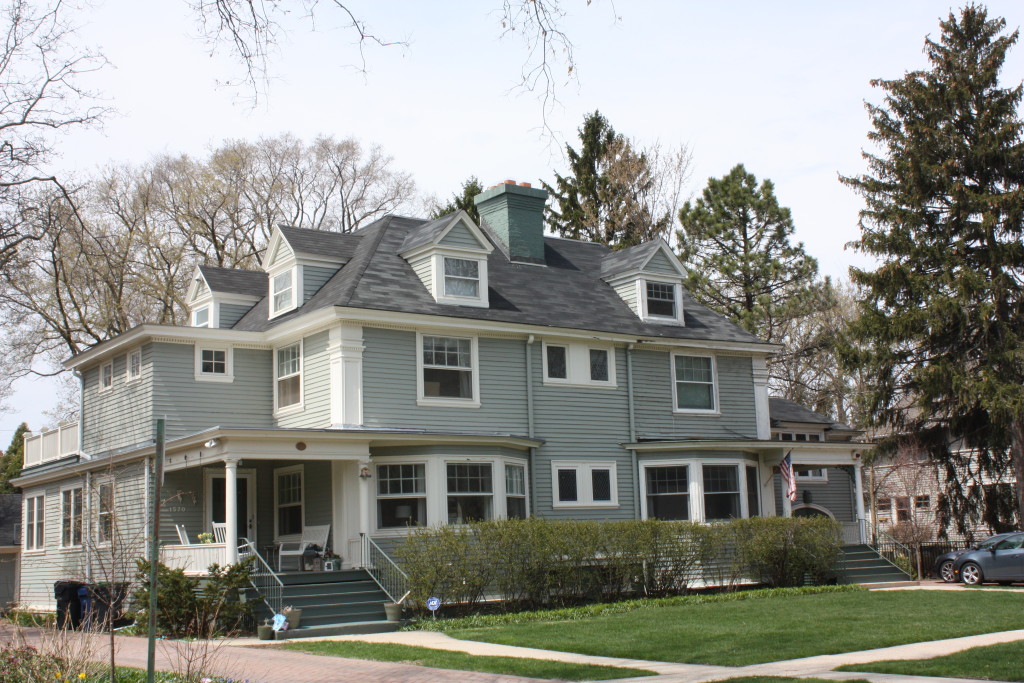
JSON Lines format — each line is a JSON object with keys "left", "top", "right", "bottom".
{"left": 13, "top": 181, "right": 871, "bottom": 611}
{"left": 0, "top": 493, "right": 21, "bottom": 609}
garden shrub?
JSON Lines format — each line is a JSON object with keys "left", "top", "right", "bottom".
{"left": 395, "top": 516, "right": 842, "bottom": 612}
{"left": 130, "top": 558, "right": 254, "bottom": 638}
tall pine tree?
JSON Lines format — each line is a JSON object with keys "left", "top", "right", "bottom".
{"left": 0, "top": 422, "right": 28, "bottom": 493}
{"left": 841, "top": 6, "right": 1024, "bottom": 533}
{"left": 431, "top": 176, "right": 484, "bottom": 223}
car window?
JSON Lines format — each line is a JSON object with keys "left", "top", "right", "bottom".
{"left": 979, "top": 535, "right": 1006, "bottom": 550}
{"left": 995, "top": 534, "right": 1024, "bottom": 550}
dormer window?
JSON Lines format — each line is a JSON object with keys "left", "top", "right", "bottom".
{"left": 443, "top": 257, "right": 480, "bottom": 298}
{"left": 271, "top": 269, "right": 295, "bottom": 316}
{"left": 193, "top": 306, "right": 210, "bottom": 328}
{"left": 646, "top": 282, "right": 677, "bottom": 318}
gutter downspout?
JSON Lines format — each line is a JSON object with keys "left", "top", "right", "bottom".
{"left": 73, "top": 369, "right": 91, "bottom": 460}
{"left": 84, "top": 470, "right": 93, "bottom": 582}
{"left": 627, "top": 343, "right": 640, "bottom": 519}
{"left": 526, "top": 335, "right": 538, "bottom": 516}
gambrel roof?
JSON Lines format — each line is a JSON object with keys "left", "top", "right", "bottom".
{"left": 230, "top": 214, "right": 768, "bottom": 346}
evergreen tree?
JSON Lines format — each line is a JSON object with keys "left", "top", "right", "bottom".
{"left": 841, "top": 6, "right": 1024, "bottom": 533}
{"left": 543, "top": 111, "right": 671, "bottom": 248}
{"left": 431, "top": 176, "right": 484, "bottom": 223}
{"left": 0, "top": 422, "right": 28, "bottom": 493}
{"left": 677, "top": 164, "right": 821, "bottom": 345}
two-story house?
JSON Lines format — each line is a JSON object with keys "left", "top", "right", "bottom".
{"left": 15, "top": 180, "right": 870, "bottom": 613}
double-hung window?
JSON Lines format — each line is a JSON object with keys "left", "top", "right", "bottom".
{"left": 447, "top": 463, "right": 493, "bottom": 523}
{"left": 271, "top": 270, "right": 295, "bottom": 315}
{"left": 24, "top": 495, "right": 44, "bottom": 551}
{"left": 275, "top": 466, "right": 303, "bottom": 537}
{"left": 443, "top": 257, "right": 480, "bottom": 298}
{"left": 377, "top": 464, "right": 426, "bottom": 528}
{"left": 96, "top": 482, "right": 114, "bottom": 544}
{"left": 673, "top": 354, "right": 716, "bottom": 412}
{"left": 505, "top": 464, "right": 528, "bottom": 519}
{"left": 193, "top": 306, "right": 210, "bottom": 328}
{"left": 702, "top": 465, "right": 740, "bottom": 520}
{"left": 276, "top": 342, "right": 302, "bottom": 410}
{"left": 127, "top": 349, "right": 142, "bottom": 382}
{"left": 552, "top": 461, "right": 617, "bottom": 507}
{"left": 646, "top": 282, "right": 677, "bottom": 318}
{"left": 61, "top": 487, "right": 83, "bottom": 547}
{"left": 100, "top": 362, "right": 114, "bottom": 392}
{"left": 645, "top": 465, "right": 690, "bottom": 520}
{"left": 420, "top": 335, "right": 475, "bottom": 402}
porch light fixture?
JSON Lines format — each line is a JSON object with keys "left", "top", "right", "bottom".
{"left": 204, "top": 439, "right": 219, "bottom": 449}
{"left": 359, "top": 466, "right": 372, "bottom": 479}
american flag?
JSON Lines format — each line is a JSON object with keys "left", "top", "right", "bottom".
{"left": 780, "top": 451, "right": 797, "bottom": 502}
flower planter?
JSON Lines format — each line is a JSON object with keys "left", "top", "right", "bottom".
{"left": 257, "top": 624, "right": 274, "bottom": 640}
{"left": 384, "top": 602, "right": 402, "bottom": 621}
{"left": 282, "top": 608, "right": 302, "bottom": 629}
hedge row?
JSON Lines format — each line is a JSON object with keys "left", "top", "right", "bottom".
{"left": 395, "top": 516, "right": 842, "bottom": 612}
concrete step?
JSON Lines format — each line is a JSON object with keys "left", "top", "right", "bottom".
{"left": 277, "top": 589, "right": 389, "bottom": 609}
{"left": 279, "top": 580, "right": 381, "bottom": 597}
{"left": 274, "top": 620, "right": 401, "bottom": 640}
{"left": 278, "top": 570, "right": 368, "bottom": 586}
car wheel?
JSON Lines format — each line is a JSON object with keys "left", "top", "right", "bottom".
{"left": 961, "top": 562, "right": 984, "bottom": 586}
{"left": 939, "top": 560, "right": 956, "bottom": 582}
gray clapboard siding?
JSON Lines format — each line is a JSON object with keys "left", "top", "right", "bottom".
{"left": 219, "top": 303, "right": 253, "bottom": 329}
{"left": 269, "top": 238, "right": 293, "bottom": 266}
{"left": 773, "top": 466, "right": 855, "bottom": 522}
{"left": 82, "top": 344, "right": 154, "bottom": 455}
{"left": 531, "top": 344, "right": 635, "bottom": 520}
{"left": 275, "top": 330, "right": 331, "bottom": 428}
{"left": 161, "top": 468, "right": 205, "bottom": 544}
{"left": 303, "top": 266, "right": 338, "bottom": 303}
{"left": 362, "top": 327, "right": 529, "bottom": 434}
{"left": 409, "top": 255, "right": 433, "bottom": 295}
{"left": 152, "top": 342, "right": 273, "bottom": 441}
{"left": 439, "top": 222, "right": 483, "bottom": 250}
{"left": 634, "top": 351, "right": 758, "bottom": 440}
{"left": 645, "top": 250, "right": 681, "bottom": 275}
{"left": 612, "top": 280, "right": 639, "bottom": 315}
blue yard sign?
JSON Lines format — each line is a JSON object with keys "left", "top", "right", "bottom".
{"left": 426, "top": 596, "right": 441, "bottom": 612}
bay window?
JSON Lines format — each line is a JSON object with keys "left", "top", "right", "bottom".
{"left": 447, "top": 463, "right": 493, "bottom": 523}
{"left": 377, "top": 464, "right": 426, "bottom": 528}
{"left": 645, "top": 465, "right": 690, "bottom": 520}
{"left": 703, "top": 465, "right": 740, "bottom": 520}
{"left": 505, "top": 464, "right": 527, "bottom": 519}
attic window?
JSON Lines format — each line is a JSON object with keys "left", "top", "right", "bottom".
{"left": 646, "top": 282, "right": 676, "bottom": 317}
{"left": 271, "top": 270, "right": 295, "bottom": 316}
{"left": 443, "top": 257, "right": 480, "bottom": 298}
{"left": 193, "top": 306, "right": 210, "bottom": 328}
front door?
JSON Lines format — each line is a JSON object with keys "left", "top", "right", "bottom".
{"left": 206, "top": 470, "right": 257, "bottom": 544}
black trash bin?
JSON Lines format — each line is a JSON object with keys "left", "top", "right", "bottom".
{"left": 53, "top": 581, "right": 85, "bottom": 629}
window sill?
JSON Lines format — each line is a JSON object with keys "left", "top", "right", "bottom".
{"left": 58, "top": 546, "right": 83, "bottom": 552}
{"left": 542, "top": 379, "right": 618, "bottom": 389}
{"left": 673, "top": 408, "right": 721, "bottom": 416}
{"left": 274, "top": 404, "right": 304, "bottom": 418}
{"left": 417, "top": 397, "right": 481, "bottom": 409}
{"left": 642, "top": 315, "right": 684, "bottom": 325}
{"left": 22, "top": 549, "right": 45, "bottom": 555}
{"left": 436, "top": 295, "right": 489, "bottom": 308}
{"left": 552, "top": 503, "right": 620, "bottom": 509}
{"left": 195, "top": 374, "right": 234, "bottom": 383}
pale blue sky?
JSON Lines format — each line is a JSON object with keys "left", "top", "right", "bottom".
{"left": 5, "top": 0, "right": 1024, "bottom": 438}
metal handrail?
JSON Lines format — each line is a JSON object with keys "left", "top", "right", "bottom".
{"left": 360, "top": 533, "right": 410, "bottom": 604}
{"left": 871, "top": 530, "right": 918, "bottom": 578}
{"left": 239, "top": 538, "right": 284, "bottom": 614}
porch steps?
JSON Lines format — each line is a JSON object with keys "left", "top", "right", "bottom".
{"left": 838, "top": 544, "right": 914, "bottom": 585}
{"left": 260, "top": 569, "right": 400, "bottom": 639}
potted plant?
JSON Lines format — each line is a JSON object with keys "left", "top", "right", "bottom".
{"left": 257, "top": 619, "right": 274, "bottom": 640}
{"left": 197, "top": 532, "right": 214, "bottom": 544}
{"left": 281, "top": 605, "right": 302, "bottom": 629}
{"left": 323, "top": 553, "right": 341, "bottom": 571}
{"left": 383, "top": 600, "right": 403, "bottom": 621}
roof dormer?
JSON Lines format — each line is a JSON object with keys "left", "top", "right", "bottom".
{"left": 399, "top": 211, "right": 494, "bottom": 308}
{"left": 186, "top": 266, "right": 265, "bottom": 329}
{"left": 601, "top": 240, "right": 688, "bottom": 325}
{"left": 263, "top": 225, "right": 357, "bottom": 319}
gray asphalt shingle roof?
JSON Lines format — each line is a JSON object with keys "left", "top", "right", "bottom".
{"left": 769, "top": 397, "right": 856, "bottom": 431}
{"left": 600, "top": 241, "right": 661, "bottom": 279}
{"left": 198, "top": 266, "right": 267, "bottom": 297}
{"left": 278, "top": 225, "right": 362, "bottom": 260}
{"left": 233, "top": 215, "right": 769, "bottom": 346}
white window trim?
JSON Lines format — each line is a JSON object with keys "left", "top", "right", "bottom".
{"left": 774, "top": 431, "right": 825, "bottom": 442}
{"left": 192, "top": 304, "right": 212, "bottom": 328}
{"left": 639, "top": 461, "right": 695, "bottom": 521}
{"left": 639, "top": 458, "right": 756, "bottom": 522}
{"left": 541, "top": 341, "right": 617, "bottom": 388}
{"left": 273, "top": 464, "right": 305, "bottom": 541}
{"left": 23, "top": 494, "right": 44, "bottom": 553}
{"left": 274, "top": 339, "right": 304, "bottom": 415}
{"left": 59, "top": 484, "right": 84, "bottom": 550}
{"left": 638, "top": 277, "right": 685, "bottom": 324}
{"left": 416, "top": 332, "right": 481, "bottom": 408}
{"left": 551, "top": 460, "right": 619, "bottom": 509}
{"left": 795, "top": 467, "right": 828, "bottom": 483}
{"left": 269, "top": 265, "right": 300, "bottom": 318}
{"left": 93, "top": 477, "right": 114, "bottom": 546}
{"left": 504, "top": 461, "right": 529, "bottom": 518}
{"left": 432, "top": 252, "right": 489, "bottom": 308}
{"left": 671, "top": 352, "right": 720, "bottom": 415}
{"left": 375, "top": 461, "right": 429, "bottom": 532}
{"left": 195, "top": 344, "right": 234, "bottom": 383}
{"left": 127, "top": 348, "right": 143, "bottom": 383}
{"left": 98, "top": 361, "right": 114, "bottom": 393}
{"left": 372, "top": 455, "right": 529, "bottom": 535}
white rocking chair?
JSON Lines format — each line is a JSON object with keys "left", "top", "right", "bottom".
{"left": 175, "top": 524, "right": 190, "bottom": 545}
{"left": 211, "top": 522, "right": 227, "bottom": 544}
{"left": 277, "top": 524, "right": 330, "bottom": 572}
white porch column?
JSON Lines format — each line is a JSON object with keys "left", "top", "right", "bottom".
{"left": 854, "top": 459, "right": 867, "bottom": 541}
{"left": 781, "top": 490, "right": 792, "bottom": 517}
{"left": 224, "top": 458, "right": 239, "bottom": 564}
{"left": 330, "top": 323, "right": 364, "bottom": 427}
{"left": 752, "top": 356, "right": 771, "bottom": 441}
{"left": 358, "top": 461, "right": 371, "bottom": 566}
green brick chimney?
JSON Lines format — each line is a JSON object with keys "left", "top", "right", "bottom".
{"left": 474, "top": 181, "right": 548, "bottom": 264}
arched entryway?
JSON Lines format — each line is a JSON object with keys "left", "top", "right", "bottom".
{"left": 792, "top": 504, "right": 835, "bottom": 519}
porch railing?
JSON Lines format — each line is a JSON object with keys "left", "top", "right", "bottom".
{"left": 239, "top": 538, "right": 284, "bottom": 615}
{"left": 159, "top": 543, "right": 227, "bottom": 575}
{"left": 360, "top": 533, "right": 410, "bottom": 604}
{"left": 23, "top": 422, "right": 80, "bottom": 467}
{"left": 871, "top": 530, "right": 919, "bottom": 578}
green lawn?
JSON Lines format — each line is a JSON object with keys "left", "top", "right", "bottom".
{"left": 836, "top": 640, "right": 1024, "bottom": 681}
{"left": 440, "top": 589, "right": 1024, "bottom": 666}
{"left": 279, "top": 640, "right": 656, "bottom": 680}
{"left": 717, "top": 679, "right": 871, "bottom": 683}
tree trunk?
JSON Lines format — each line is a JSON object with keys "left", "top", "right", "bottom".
{"left": 1010, "top": 417, "right": 1024, "bottom": 527}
